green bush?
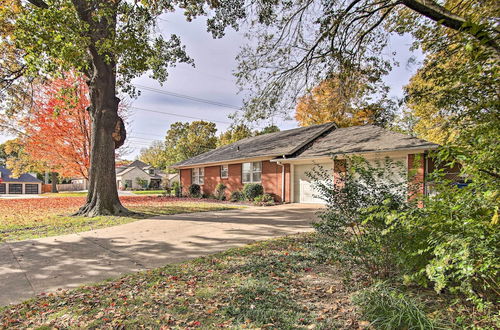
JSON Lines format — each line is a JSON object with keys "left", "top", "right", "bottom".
{"left": 311, "top": 155, "right": 499, "bottom": 307}
{"left": 243, "top": 183, "right": 264, "bottom": 201}
{"left": 171, "top": 181, "right": 181, "bottom": 197}
{"left": 310, "top": 156, "right": 410, "bottom": 276}
{"left": 253, "top": 194, "right": 275, "bottom": 206}
{"left": 397, "top": 180, "right": 499, "bottom": 307}
{"left": 230, "top": 191, "right": 244, "bottom": 202}
{"left": 353, "top": 282, "right": 438, "bottom": 329}
{"left": 215, "top": 183, "right": 227, "bottom": 200}
{"left": 188, "top": 184, "right": 201, "bottom": 198}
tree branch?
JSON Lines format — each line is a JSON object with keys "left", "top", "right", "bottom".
{"left": 26, "top": 0, "right": 49, "bottom": 9}
{"left": 402, "top": 0, "right": 499, "bottom": 53}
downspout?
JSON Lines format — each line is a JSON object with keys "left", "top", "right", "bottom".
{"left": 277, "top": 155, "right": 286, "bottom": 203}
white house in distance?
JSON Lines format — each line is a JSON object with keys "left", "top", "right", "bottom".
{"left": 0, "top": 166, "right": 42, "bottom": 195}
{"left": 116, "top": 160, "right": 178, "bottom": 190}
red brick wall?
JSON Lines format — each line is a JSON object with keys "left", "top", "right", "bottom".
{"left": 407, "top": 153, "right": 425, "bottom": 206}
{"left": 178, "top": 160, "right": 292, "bottom": 202}
{"left": 180, "top": 169, "right": 191, "bottom": 195}
{"left": 202, "top": 166, "right": 221, "bottom": 196}
{"left": 225, "top": 163, "right": 243, "bottom": 195}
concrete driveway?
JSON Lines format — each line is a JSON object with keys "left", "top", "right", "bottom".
{"left": 0, "top": 203, "right": 322, "bottom": 306}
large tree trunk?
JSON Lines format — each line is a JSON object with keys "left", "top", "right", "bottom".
{"left": 50, "top": 171, "right": 58, "bottom": 193}
{"left": 73, "top": 0, "right": 129, "bottom": 217}
{"left": 74, "top": 59, "right": 129, "bottom": 216}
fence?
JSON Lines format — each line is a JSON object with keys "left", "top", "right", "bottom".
{"left": 42, "top": 184, "right": 52, "bottom": 193}
{"left": 56, "top": 183, "right": 85, "bottom": 191}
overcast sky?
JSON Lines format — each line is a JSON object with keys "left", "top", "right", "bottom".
{"left": 0, "top": 11, "right": 422, "bottom": 159}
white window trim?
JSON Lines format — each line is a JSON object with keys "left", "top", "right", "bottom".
{"left": 242, "top": 161, "right": 262, "bottom": 183}
{"left": 192, "top": 167, "right": 205, "bottom": 185}
{"left": 221, "top": 165, "right": 229, "bottom": 179}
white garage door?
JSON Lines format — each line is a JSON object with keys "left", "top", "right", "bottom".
{"left": 294, "top": 163, "right": 333, "bottom": 204}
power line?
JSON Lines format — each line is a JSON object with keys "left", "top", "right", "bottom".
{"left": 128, "top": 136, "right": 161, "bottom": 141}
{"left": 130, "top": 131, "right": 164, "bottom": 137}
{"left": 133, "top": 84, "right": 242, "bottom": 111}
{"left": 130, "top": 106, "right": 232, "bottom": 124}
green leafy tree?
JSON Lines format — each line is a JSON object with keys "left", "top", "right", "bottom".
{"left": 0, "top": 143, "right": 6, "bottom": 166}
{"left": 217, "top": 124, "right": 253, "bottom": 147}
{"left": 139, "top": 141, "right": 168, "bottom": 170}
{"left": 3, "top": 138, "right": 46, "bottom": 177}
{"left": 255, "top": 125, "right": 280, "bottom": 135}
{"left": 214, "top": 1, "right": 499, "bottom": 122}
{"left": 400, "top": 0, "right": 499, "bottom": 182}
{"left": 0, "top": 0, "right": 226, "bottom": 216}
{"left": 165, "top": 121, "right": 218, "bottom": 165}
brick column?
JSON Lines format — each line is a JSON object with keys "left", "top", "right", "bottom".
{"left": 333, "top": 159, "right": 346, "bottom": 187}
{"left": 179, "top": 169, "right": 192, "bottom": 196}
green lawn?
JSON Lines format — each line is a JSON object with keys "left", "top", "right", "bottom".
{"left": 1, "top": 233, "right": 492, "bottom": 329}
{"left": 131, "top": 190, "right": 167, "bottom": 195}
{"left": 0, "top": 196, "right": 242, "bottom": 242}
{"left": 44, "top": 192, "right": 89, "bottom": 197}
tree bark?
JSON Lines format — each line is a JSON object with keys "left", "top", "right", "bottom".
{"left": 50, "top": 171, "right": 58, "bottom": 193}
{"left": 402, "top": 0, "right": 499, "bottom": 54}
{"left": 73, "top": 67, "right": 129, "bottom": 216}
{"left": 72, "top": 0, "right": 130, "bottom": 217}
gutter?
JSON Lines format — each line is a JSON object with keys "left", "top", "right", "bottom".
{"left": 269, "top": 145, "right": 440, "bottom": 163}
{"left": 276, "top": 155, "right": 286, "bottom": 202}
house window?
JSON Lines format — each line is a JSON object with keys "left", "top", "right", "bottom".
{"left": 242, "top": 162, "right": 261, "bottom": 183}
{"left": 221, "top": 165, "right": 229, "bottom": 179}
{"left": 192, "top": 168, "right": 204, "bottom": 185}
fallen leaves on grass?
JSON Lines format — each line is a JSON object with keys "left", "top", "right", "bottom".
{"left": 0, "top": 234, "right": 363, "bottom": 329}
{"left": 0, "top": 196, "right": 241, "bottom": 242}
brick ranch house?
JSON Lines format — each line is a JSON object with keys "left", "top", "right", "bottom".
{"left": 172, "top": 123, "right": 439, "bottom": 203}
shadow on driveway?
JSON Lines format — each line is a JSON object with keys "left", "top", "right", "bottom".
{"left": 1, "top": 203, "right": 323, "bottom": 306}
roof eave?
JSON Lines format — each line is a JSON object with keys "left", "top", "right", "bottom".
{"left": 270, "top": 144, "right": 440, "bottom": 163}
{"left": 171, "top": 155, "right": 280, "bottom": 169}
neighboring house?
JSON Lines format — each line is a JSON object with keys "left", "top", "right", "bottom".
{"left": 172, "top": 123, "right": 440, "bottom": 203}
{"left": 69, "top": 177, "right": 89, "bottom": 190}
{"left": 0, "top": 166, "right": 42, "bottom": 195}
{"left": 116, "top": 160, "right": 166, "bottom": 190}
{"left": 164, "top": 173, "right": 180, "bottom": 188}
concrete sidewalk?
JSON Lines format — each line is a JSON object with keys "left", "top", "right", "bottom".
{"left": 0, "top": 203, "right": 321, "bottom": 306}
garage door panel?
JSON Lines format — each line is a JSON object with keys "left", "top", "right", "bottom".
{"left": 294, "top": 163, "right": 333, "bottom": 204}
{"left": 8, "top": 184, "right": 23, "bottom": 194}
{"left": 25, "top": 184, "right": 39, "bottom": 194}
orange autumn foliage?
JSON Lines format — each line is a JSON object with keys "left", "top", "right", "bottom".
{"left": 295, "top": 74, "right": 393, "bottom": 128}
{"left": 23, "top": 74, "right": 91, "bottom": 179}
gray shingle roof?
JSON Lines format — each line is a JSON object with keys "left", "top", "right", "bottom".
{"left": 172, "top": 122, "right": 336, "bottom": 167}
{"left": 294, "top": 125, "right": 438, "bottom": 158}
{"left": 0, "top": 166, "right": 42, "bottom": 183}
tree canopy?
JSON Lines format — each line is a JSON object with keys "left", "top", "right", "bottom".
{"left": 0, "top": 0, "right": 214, "bottom": 216}
{"left": 164, "top": 121, "right": 218, "bottom": 165}
{"left": 218, "top": 0, "right": 499, "bottom": 122}
{"left": 139, "top": 141, "right": 169, "bottom": 170}
{"left": 401, "top": 0, "right": 499, "bottom": 181}
{"left": 295, "top": 73, "right": 394, "bottom": 127}
{"left": 22, "top": 73, "right": 92, "bottom": 179}
{"left": 217, "top": 124, "right": 280, "bottom": 146}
